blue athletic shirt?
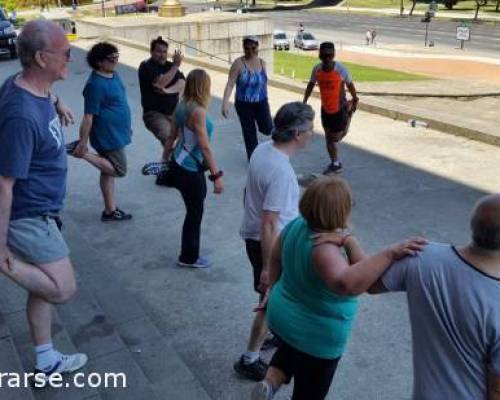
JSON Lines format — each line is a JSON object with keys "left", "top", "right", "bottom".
{"left": 235, "top": 58, "right": 268, "bottom": 103}
{"left": 83, "top": 71, "right": 132, "bottom": 151}
{"left": 173, "top": 101, "right": 214, "bottom": 172}
{"left": 0, "top": 75, "right": 67, "bottom": 220}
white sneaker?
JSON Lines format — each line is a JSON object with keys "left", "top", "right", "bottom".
{"left": 251, "top": 380, "right": 275, "bottom": 400}
{"left": 35, "top": 353, "right": 88, "bottom": 376}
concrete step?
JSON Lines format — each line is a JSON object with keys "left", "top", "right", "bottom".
{"left": 0, "top": 254, "right": 212, "bottom": 400}
{"left": 0, "top": 312, "right": 36, "bottom": 400}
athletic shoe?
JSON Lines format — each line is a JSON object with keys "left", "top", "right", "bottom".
{"left": 251, "top": 380, "right": 275, "bottom": 400}
{"left": 233, "top": 356, "right": 267, "bottom": 381}
{"left": 177, "top": 256, "right": 211, "bottom": 269}
{"left": 142, "top": 161, "right": 169, "bottom": 176}
{"left": 65, "top": 140, "right": 80, "bottom": 155}
{"left": 101, "top": 208, "right": 132, "bottom": 222}
{"left": 35, "top": 353, "right": 88, "bottom": 377}
{"left": 261, "top": 335, "right": 280, "bottom": 351}
{"left": 323, "top": 161, "right": 343, "bottom": 175}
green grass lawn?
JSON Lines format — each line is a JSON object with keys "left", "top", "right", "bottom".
{"left": 274, "top": 51, "right": 429, "bottom": 82}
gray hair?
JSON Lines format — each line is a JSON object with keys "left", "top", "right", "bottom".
{"left": 17, "top": 20, "right": 62, "bottom": 68}
{"left": 272, "top": 102, "right": 315, "bottom": 144}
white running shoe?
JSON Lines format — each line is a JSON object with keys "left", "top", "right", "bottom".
{"left": 35, "top": 353, "right": 88, "bottom": 376}
{"left": 251, "top": 380, "right": 275, "bottom": 400}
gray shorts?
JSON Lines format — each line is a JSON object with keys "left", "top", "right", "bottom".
{"left": 97, "top": 148, "right": 127, "bottom": 177}
{"left": 7, "top": 217, "right": 70, "bottom": 265}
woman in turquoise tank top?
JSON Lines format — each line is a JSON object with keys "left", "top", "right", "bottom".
{"left": 252, "top": 177, "right": 427, "bottom": 400}
{"left": 157, "top": 69, "right": 224, "bottom": 269}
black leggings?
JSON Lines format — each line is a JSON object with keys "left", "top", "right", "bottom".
{"left": 165, "top": 161, "right": 207, "bottom": 263}
{"left": 234, "top": 100, "right": 273, "bottom": 160}
{"left": 270, "top": 336, "right": 341, "bottom": 400}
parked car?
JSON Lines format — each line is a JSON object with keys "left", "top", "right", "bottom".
{"left": 294, "top": 31, "right": 319, "bottom": 50}
{"left": 273, "top": 30, "right": 289, "bottom": 51}
{"left": 0, "top": 8, "right": 17, "bottom": 59}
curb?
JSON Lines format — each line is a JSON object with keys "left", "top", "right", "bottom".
{"left": 106, "top": 36, "right": 500, "bottom": 148}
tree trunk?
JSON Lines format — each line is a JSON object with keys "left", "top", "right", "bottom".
{"left": 409, "top": 0, "right": 417, "bottom": 16}
{"left": 400, "top": 0, "right": 404, "bottom": 16}
{"left": 474, "top": 0, "right": 488, "bottom": 20}
{"left": 496, "top": 0, "right": 499, "bottom": 12}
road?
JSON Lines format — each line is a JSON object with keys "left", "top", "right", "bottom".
{"left": 226, "top": 7, "right": 500, "bottom": 57}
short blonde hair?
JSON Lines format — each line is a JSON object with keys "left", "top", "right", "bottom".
{"left": 183, "top": 68, "right": 211, "bottom": 108}
{"left": 299, "top": 176, "right": 352, "bottom": 232}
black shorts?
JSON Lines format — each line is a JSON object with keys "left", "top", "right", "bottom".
{"left": 245, "top": 239, "right": 263, "bottom": 294}
{"left": 321, "top": 107, "right": 349, "bottom": 134}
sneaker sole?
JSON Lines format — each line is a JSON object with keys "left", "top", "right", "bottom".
{"left": 34, "top": 354, "right": 88, "bottom": 383}
{"left": 63, "top": 354, "right": 88, "bottom": 374}
{"left": 142, "top": 163, "right": 169, "bottom": 176}
{"left": 176, "top": 261, "right": 211, "bottom": 269}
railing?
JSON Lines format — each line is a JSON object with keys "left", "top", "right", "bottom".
{"left": 161, "top": 34, "right": 233, "bottom": 65}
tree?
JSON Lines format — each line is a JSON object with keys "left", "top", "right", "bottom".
{"left": 474, "top": 0, "right": 488, "bottom": 20}
{"left": 0, "top": 0, "right": 18, "bottom": 11}
{"left": 400, "top": 0, "right": 404, "bottom": 16}
{"left": 409, "top": 0, "right": 417, "bottom": 16}
{"left": 496, "top": 0, "right": 499, "bottom": 12}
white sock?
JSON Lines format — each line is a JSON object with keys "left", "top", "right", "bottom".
{"left": 35, "top": 343, "right": 62, "bottom": 372}
{"left": 243, "top": 351, "right": 260, "bottom": 364}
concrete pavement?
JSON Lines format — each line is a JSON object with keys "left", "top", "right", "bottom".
{"left": 1, "top": 40, "right": 500, "bottom": 400}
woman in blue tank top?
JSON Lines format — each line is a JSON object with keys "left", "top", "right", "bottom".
{"left": 158, "top": 69, "right": 224, "bottom": 269}
{"left": 222, "top": 35, "right": 273, "bottom": 160}
{"left": 252, "top": 177, "right": 427, "bottom": 400}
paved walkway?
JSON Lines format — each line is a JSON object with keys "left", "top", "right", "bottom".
{"left": 1, "top": 40, "right": 500, "bottom": 400}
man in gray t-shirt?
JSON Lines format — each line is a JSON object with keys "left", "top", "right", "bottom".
{"left": 233, "top": 102, "right": 315, "bottom": 382}
{"left": 372, "top": 194, "right": 500, "bottom": 400}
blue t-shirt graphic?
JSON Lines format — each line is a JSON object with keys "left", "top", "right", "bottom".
{"left": 83, "top": 71, "right": 132, "bottom": 151}
{"left": 0, "top": 75, "right": 67, "bottom": 220}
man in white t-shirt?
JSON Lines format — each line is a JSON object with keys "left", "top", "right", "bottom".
{"left": 234, "top": 102, "right": 315, "bottom": 381}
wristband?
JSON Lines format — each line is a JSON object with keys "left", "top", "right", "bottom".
{"left": 208, "top": 170, "right": 223, "bottom": 182}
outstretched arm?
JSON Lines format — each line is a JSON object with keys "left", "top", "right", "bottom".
{"left": 222, "top": 59, "right": 242, "bottom": 117}
{"left": 313, "top": 237, "right": 427, "bottom": 296}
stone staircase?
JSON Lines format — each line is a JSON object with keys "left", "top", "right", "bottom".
{"left": 0, "top": 257, "right": 211, "bottom": 400}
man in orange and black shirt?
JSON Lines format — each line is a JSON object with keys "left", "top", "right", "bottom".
{"left": 303, "top": 42, "right": 359, "bottom": 174}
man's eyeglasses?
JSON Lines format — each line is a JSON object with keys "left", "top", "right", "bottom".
{"left": 105, "top": 54, "right": 119, "bottom": 63}
{"left": 43, "top": 48, "right": 71, "bottom": 61}
{"left": 244, "top": 46, "right": 257, "bottom": 51}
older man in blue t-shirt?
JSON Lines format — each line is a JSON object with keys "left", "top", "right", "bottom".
{"left": 0, "top": 20, "right": 87, "bottom": 377}
{"left": 66, "top": 42, "right": 132, "bottom": 222}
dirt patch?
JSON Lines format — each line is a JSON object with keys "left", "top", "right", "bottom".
{"left": 338, "top": 50, "right": 500, "bottom": 84}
